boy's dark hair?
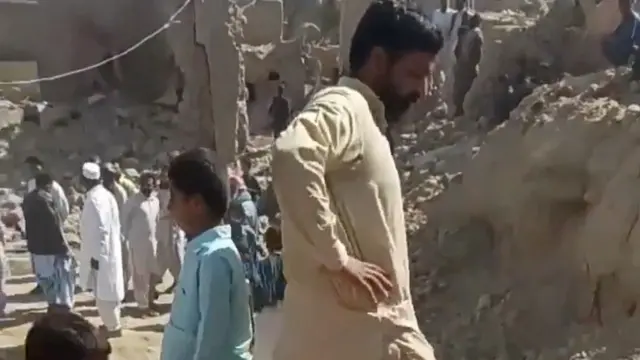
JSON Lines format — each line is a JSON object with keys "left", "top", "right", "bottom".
{"left": 168, "top": 148, "right": 228, "bottom": 219}
{"left": 25, "top": 312, "right": 111, "bottom": 360}
{"left": 264, "top": 226, "right": 283, "bottom": 253}
{"left": 349, "top": 0, "right": 444, "bottom": 74}
{"left": 34, "top": 173, "right": 53, "bottom": 189}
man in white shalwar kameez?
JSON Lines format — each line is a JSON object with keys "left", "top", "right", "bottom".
{"left": 121, "top": 172, "right": 161, "bottom": 316}
{"left": 79, "top": 162, "right": 124, "bottom": 337}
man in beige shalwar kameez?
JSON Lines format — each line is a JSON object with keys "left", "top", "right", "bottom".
{"left": 271, "top": 1, "right": 443, "bottom": 359}
{"left": 120, "top": 172, "right": 160, "bottom": 317}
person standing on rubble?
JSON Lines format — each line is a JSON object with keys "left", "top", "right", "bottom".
{"left": 602, "top": 0, "right": 640, "bottom": 67}
{"left": 270, "top": 1, "right": 443, "bottom": 359}
{"left": 268, "top": 83, "right": 291, "bottom": 139}
{"left": 444, "top": 0, "right": 472, "bottom": 117}
{"left": 79, "top": 162, "right": 124, "bottom": 337}
{"left": 430, "top": 0, "right": 456, "bottom": 90}
{"left": 453, "top": 13, "right": 483, "bottom": 116}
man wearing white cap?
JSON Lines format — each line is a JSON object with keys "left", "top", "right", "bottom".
{"left": 78, "top": 162, "right": 125, "bottom": 337}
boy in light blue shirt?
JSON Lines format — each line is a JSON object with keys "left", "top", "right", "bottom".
{"left": 160, "top": 148, "right": 253, "bottom": 360}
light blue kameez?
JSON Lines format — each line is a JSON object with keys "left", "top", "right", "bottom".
{"left": 160, "top": 225, "right": 253, "bottom": 360}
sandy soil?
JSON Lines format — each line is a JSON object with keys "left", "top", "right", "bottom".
{"left": 0, "top": 275, "right": 281, "bottom": 360}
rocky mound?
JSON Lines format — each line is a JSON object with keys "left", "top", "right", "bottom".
{"left": 409, "top": 68, "right": 640, "bottom": 359}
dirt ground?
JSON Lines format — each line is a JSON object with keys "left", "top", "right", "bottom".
{"left": 0, "top": 275, "right": 281, "bottom": 360}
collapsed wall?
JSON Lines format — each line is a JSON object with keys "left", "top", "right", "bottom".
{"left": 166, "top": 0, "right": 248, "bottom": 174}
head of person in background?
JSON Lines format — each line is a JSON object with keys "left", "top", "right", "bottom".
{"left": 348, "top": 0, "right": 443, "bottom": 123}
{"left": 469, "top": 12, "right": 481, "bottom": 28}
{"left": 228, "top": 175, "right": 247, "bottom": 198}
{"left": 24, "top": 156, "right": 44, "bottom": 178}
{"left": 80, "top": 162, "right": 102, "bottom": 192}
{"left": 167, "top": 148, "right": 228, "bottom": 239}
{"left": 239, "top": 157, "right": 251, "bottom": 176}
{"left": 138, "top": 172, "right": 157, "bottom": 198}
{"left": 61, "top": 172, "right": 75, "bottom": 191}
{"left": 276, "top": 82, "right": 286, "bottom": 97}
{"left": 159, "top": 165, "right": 171, "bottom": 190}
{"left": 34, "top": 173, "right": 54, "bottom": 194}
{"left": 88, "top": 155, "right": 102, "bottom": 166}
{"left": 264, "top": 225, "right": 283, "bottom": 254}
{"left": 101, "top": 163, "right": 118, "bottom": 190}
{"left": 160, "top": 150, "right": 181, "bottom": 190}
{"left": 25, "top": 312, "right": 112, "bottom": 360}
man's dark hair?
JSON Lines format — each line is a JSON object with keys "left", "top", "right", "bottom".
{"left": 25, "top": 156, "right": 44, "bottom": 166}
{"left": 349, "top": 0, "right": 443, "bottom": 74}
{"left": 34, "top": 173, "right": 53, "bottom": 189}
{"left": 168, "top": 148, "right": 228, "bottom": 219}
{"left": 88, "top": 155, "right": 102, "bottom": 165}
{"left": 25, "top": 312, "right": 111, "bottom": 360}
{"left": 139, "top": 171, "right": 157, "bottom": 184}
{"left": 470, "top": 13, "right": 481, "bottom": 27}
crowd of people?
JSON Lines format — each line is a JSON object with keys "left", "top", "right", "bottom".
{"left": 1, "top": 0, "right": 490, "bottom": 359}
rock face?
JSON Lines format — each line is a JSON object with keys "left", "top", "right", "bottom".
{"left": 413, "top": 69, "right": 640, "bottom": 359}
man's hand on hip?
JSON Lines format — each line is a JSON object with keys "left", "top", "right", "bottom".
{"left": 339, "top": 257, "right": 392, "bottom": 305}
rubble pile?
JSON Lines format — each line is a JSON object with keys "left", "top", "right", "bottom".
{"left": 406, "top": 67, "right": 640, "bottom": 359}
{"left": 463, "top": 0, "right": 610, "bottom": 125}
{"left": 0, "top": 97, "right": 191, "bottom": 188}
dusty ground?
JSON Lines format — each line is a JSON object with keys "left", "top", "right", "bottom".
{"left": 0, "top": 273, "right": 281, "bottom": 360}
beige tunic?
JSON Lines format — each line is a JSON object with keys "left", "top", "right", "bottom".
{"left": 120, "top": 193, "right": 160, "bottom": 308}
{"left": 271, "top": 77, "right": 435, "bottom": 360}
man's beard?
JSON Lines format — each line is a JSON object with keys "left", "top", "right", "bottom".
{"left": 381, "top": 91, "right": 420, "bottom": 123}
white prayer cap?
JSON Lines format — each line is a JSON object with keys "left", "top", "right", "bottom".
{"left": 82, "top": 162, "right": 101, "bottom": 180}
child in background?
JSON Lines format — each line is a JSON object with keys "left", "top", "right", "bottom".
{"left": 260, "top": 225, "right": 286, "bottom": 306}
{"left": 160, "top": 148, "right": 253, "bottom": 360}
{"left": 253, "top": 221, "right": 286, "bottom": 359}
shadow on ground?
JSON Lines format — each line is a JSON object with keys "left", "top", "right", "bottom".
{"left": 131, "top": 323, "right": 165, "bottom": 333}
{"left": 5, "top": 276, "right": 34, "bottom": 286}
{"left": 0, "top": 308, "right": 44, "bottom": 330}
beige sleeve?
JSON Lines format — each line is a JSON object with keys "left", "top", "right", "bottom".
{"left": 271, "top": 96, "right": 361, "bottom": 271}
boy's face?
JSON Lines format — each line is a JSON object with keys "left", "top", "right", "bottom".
{"left": 169, "top": 184, "right": 201, "bottom": 236}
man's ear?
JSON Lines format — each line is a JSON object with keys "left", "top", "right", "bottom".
{"left": 369, "top": 47, "right": 390, "bottom": 73}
